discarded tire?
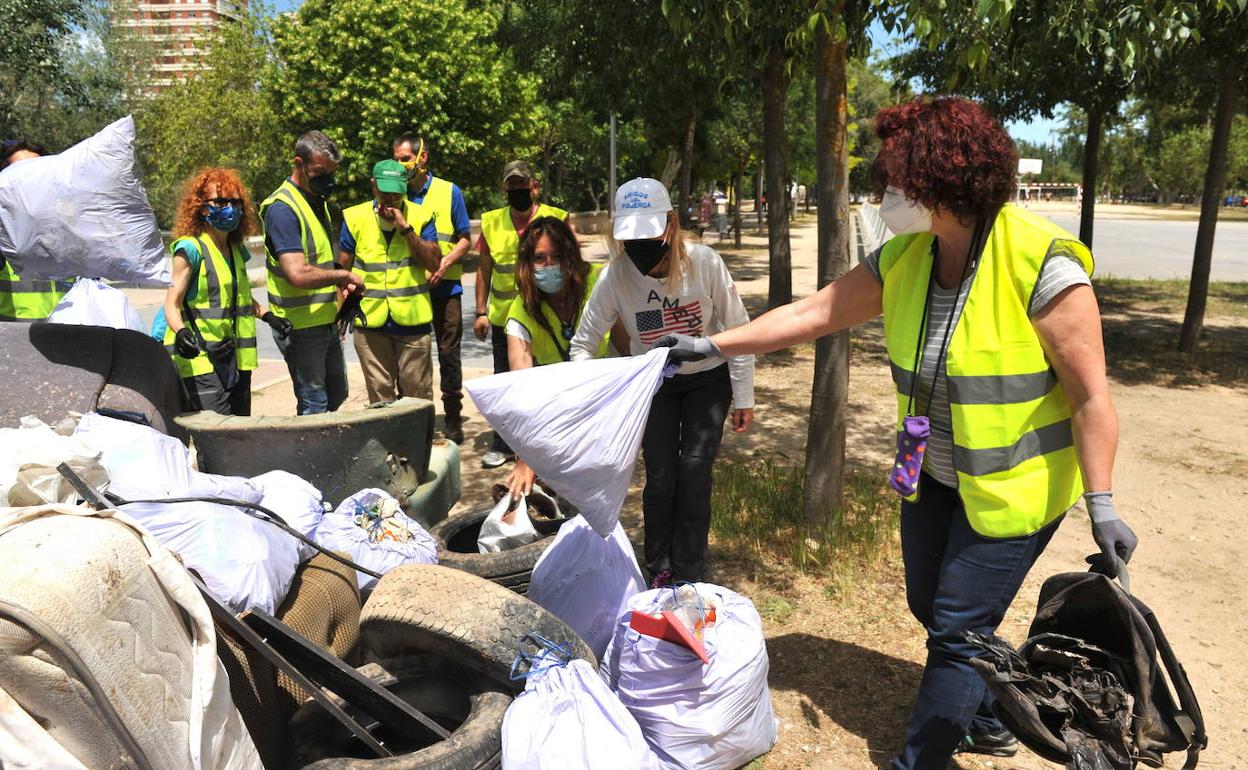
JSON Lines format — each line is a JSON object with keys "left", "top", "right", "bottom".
{"left": 290, "top": 659, "right": 509, "bottom": 770}
{"left": 429, "top": 505, "right": 570, "bottom": 595}
{"left": 360, "top": 564, "right": 595, "bottom": 690}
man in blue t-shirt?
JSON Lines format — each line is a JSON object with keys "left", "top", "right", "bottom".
{"left": 393, "top": 133, "right": 472, "bottom": 443}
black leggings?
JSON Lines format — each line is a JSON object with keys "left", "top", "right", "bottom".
{"left": 640, "top": 364, "right": 732, "bottom": 581}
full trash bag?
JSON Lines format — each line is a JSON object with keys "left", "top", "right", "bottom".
{"left": 465, "top": 348, "right": 670, "bottom": 537}
{"left": 477, "top": 494, "right": 539, "bottom": 553}
{"left": 603, "top": 584, "right": 778, "bottom": 770}
{"left": 72, "top": 412, "right": 304, "bottom": 614}
{"left": 502, "top": 655, "right": 659, "bottom": 770}
{"left": 250, "top": 470, "right": 326, "bottom": 562}
{"left": 313, "top": 488, "right": 437, "bottom": 597}
{"left": 528, "top": 516, "right": 646, "bottom": 660}
{"left": 47, "top": 279, "right": 146, "bottom": 332}
{"left": 0, "top": 116, "right": 169, "bottom": 286}
{"left": 0, "top": 417, "right": 107, "bottom": 506}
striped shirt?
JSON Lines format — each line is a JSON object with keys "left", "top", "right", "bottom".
{"left": 862, "top": 249, "right": 1090, "bottom": 487}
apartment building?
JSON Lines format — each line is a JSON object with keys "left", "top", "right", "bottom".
{"left": 119, "top": 0, "right": 245, "bottom": 89}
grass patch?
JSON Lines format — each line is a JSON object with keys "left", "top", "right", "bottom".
{"left": 711, "top": 456, "right": 899, "bottom": 585}
{"left": 1096, "top": 277, "right": 1248, "bottom": 319}
{"left": 755, "top": 593, "right": 796, "bottom": 625}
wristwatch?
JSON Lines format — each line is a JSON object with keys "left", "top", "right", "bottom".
{"left": 399, "top": 224, "right": 415, "bottom": 235}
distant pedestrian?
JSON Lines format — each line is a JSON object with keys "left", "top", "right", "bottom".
{"left": 259, "top": 130, "right": 364, "bottom": 415}
{"left": 393, "top": 133, "right": 472, "bottom": 443}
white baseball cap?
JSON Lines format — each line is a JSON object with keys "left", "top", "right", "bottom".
{"left": 613, "top": 177, "right": 672, "bottom": 240}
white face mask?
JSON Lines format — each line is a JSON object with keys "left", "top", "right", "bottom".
{"left": 879, "top": 185, "right": 933, "bottom": 234}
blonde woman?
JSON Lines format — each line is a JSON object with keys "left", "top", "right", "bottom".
{"left": 570, "top": 177, "right": 755, "bottom": 587}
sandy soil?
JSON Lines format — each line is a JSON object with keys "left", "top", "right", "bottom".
{"left": 249, "top": 215, "right": 1246, "bottom": 769}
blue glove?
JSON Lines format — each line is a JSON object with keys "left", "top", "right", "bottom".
{"left": 651, "top": 333, "right": 721, "bottom": 363}
{"left": 1085, "top": 491, "right": 1138, "bottom": 577}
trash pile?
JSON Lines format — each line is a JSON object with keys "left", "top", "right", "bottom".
{"left": 315, "top": 487, "right": 437, "bottom": 596}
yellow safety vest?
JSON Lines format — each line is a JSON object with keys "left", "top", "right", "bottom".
{"left": 879, "top": 204, "right": 1094, "bottom": 538}
{"left": 416, "top": 176, "right": 462, "bottom": 281}
{"left": 0, "top": 262, "right": 73, "bottom": 321}
{"left": 507, "top": 262, "right": 609, "bottom": 366}
{"left": 481, "top": 204, "right": 568, "bottom": 326}
{"left": 342, "top": 199, "right": 433, "bottom": 329}
{"left": 163, "top": 236, "right": 258, "bottom": 378}
{"left": 259, "top": 179, "right": 338, "bottom": 330}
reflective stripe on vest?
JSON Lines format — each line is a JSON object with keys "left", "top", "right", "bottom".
{"left": 507, "top": 262, "right": 608, "bottom": 366}
{"left": 481, "top": 204, "right": 567, "bottom": 326}
{"left": 878, "top": 204, "right": 1094, "bottom": 538}
{"left": 163, "top": 236, "right": 258, "bottom": 378}
{"left": 259, "top": 179, "right": 337, "bottom": 330}
{"left": 421, "top": 177, "right": 463, "bottom": 280}
{"left": 0, "top": 262, "right": 73, "bottom": 321}
{"left": 342, "top": 199, "right": 434, "bottom": 328}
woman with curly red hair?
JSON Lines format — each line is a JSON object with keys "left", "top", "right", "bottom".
{"left": 158, "top": 167, "right": 288, "bottom": 414}
{"left": 656, "top": 96, "right": 1137, "bottom": 769}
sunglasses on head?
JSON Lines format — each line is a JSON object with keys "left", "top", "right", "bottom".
{"left": 206, "top": 197, "right": 243, "bottom": 207}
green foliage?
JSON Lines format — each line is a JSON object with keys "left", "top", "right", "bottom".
{"left": 139, "top": 8, "right": 287, "bottom": 226}
{"left": 1150, "top": 117, "right": 1248, "bottom": 201}
{"left": 1, "top": 0, "right": 151, "bottom": 150}
{"left": 271, "top": 0, "right": 543, "bottom": 213}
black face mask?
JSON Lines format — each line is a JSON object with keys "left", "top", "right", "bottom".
{"left": 309, "top": 172, "right": 335, "bottom": 197}
{"left": 622, "top": 239, "right": 669, "bottom": 276}
{"left": 506, "top": 187, "right": 533, "bottom": 211}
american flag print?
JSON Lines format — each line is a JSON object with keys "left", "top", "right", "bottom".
{"left": 635, "top": 300, "right": 704, "bottom": 344}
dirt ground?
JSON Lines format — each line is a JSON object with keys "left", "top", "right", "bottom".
{"left": 250, "top": 214, "right": 1247, "bottom": 770}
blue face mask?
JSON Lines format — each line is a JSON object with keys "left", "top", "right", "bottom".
{"left": 204, "top": 203, "right": 241, "bottom": 233}
{"left": 534, "top": 265, "right": 565, "bottom": 294}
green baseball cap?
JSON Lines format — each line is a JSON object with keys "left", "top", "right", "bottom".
{"left": 372, "top": 159, "right": 409, "bottom": 194}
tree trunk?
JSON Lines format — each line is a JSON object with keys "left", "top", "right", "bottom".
{"left": 678, "top": 111, "right": 697, "bottom": 228}
{"left": 733, "top": 165, "right": 744, "bottom": 248}
{"left": 803, "top": 18, "right": 851, "bottom": 524}
{"left": 1180, "top": 61, "right": 1239, "bottom": 353}
{"left": 755, "top": 164, "right": 764, "bottom": 233}
{"left": 1078, "top": 108, "right": 1103, "bottom": 247}
{"left": 761, "top": 47, "right": 792, "bottom": 309}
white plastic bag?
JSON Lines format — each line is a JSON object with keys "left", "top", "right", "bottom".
{"left": 47, "top": 279, "right": 146, "bottom": 332}
{"left": 72, "top": 413, "right": 304, "bottom": 614}
{"left": 0, "top": 116, "right": 169, "bottom": 286}
{"left": 313, "top": 488, "right": 437, "bottom": 596}
{"left": 465, "top": 348, "right": 670, "bottom": 537}
{"left": 528, "top": 516, "right": 645, "bottom": 660}
{"left": 603, "top": 584, "right": 778, "bottom": 770}
{"left": 0, "top": 417, "right": 108, "bottom": 506}
{"left": 502, "top": 657, "right": 659, "bottom": 770}
{"left": 250, "top": 470, "right": 325, "bottom": 561}
{"left": 477, "top": 494, "right": 539, "bottom": 553}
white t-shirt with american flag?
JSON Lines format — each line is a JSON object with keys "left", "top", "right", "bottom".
{"left": 570, "top": 243, "right": 755, "bottom": 409}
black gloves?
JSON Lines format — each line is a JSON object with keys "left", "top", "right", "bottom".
{"left": 261, "top": 310, "right": 293, "bottom": 339}
{"left": 651, "top": 333, "right": 722, "bottom": 363}
{"left": 335, "top": 292, "right": 367, "bottom": 337}
{"left": 174, "top": 327, "right": 201, "bottom": 359}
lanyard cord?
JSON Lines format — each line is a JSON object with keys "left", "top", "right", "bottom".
{"left": 904, "top": 215, "right": 989, "bottom": 417}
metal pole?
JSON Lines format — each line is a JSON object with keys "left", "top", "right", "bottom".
{"left": 609, "top": 112, "right": 617, "bottom": 216}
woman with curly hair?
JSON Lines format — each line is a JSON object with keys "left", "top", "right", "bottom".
{"left": 655, "top": 96, "right": 1138, "bottom": 769}
{"left": 159, "top": 167, "right": 287, "bottom": 415}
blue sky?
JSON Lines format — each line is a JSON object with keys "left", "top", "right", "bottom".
{"left": 262, "top": 3, "right": 1061, "bottom": 145}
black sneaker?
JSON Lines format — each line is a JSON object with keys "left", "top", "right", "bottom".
{"left": 955, "top": 727, "right": 1019, "bottom": 757}
{"left": 443, "top": 418, "right": 464, "bottom": 444}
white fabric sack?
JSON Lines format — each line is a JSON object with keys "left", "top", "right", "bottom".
{"left": 313, "top": 488, "right": 437, "bottom": 596}
{"left": 528, "top": 516, "right": 645, "bottom": 660}
{"left": 250, "top": 470, "right": 325, "bottom": 561}
{"left": 478, "top": 494, "right": 539, "bottom": 553}
{"left": 47, "top": 279, "right": 146, "bottom": 332}
{"left": 465, "top": 348, "right": 670, "bottom": 537}
{"left": 502, "top": 657, "right": 659, "bottom": 770}
{"left": 0, "top": 417, "right": 107, "bottom": 506}
{"left": 72, "top": 413, "right": 303, "bottom": 614}
{"left": 603, "top": 584, "right": 778, "bottom": 770}
{"left": 0, "top": 116, "right": 169, "bottom": 286}
{"left": 0, "top": 504, "right": 261, "bottom": 769}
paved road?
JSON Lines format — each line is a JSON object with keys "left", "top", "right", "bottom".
{"left": 1039, "top": 213, "right": 1248, "bottom": 281}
